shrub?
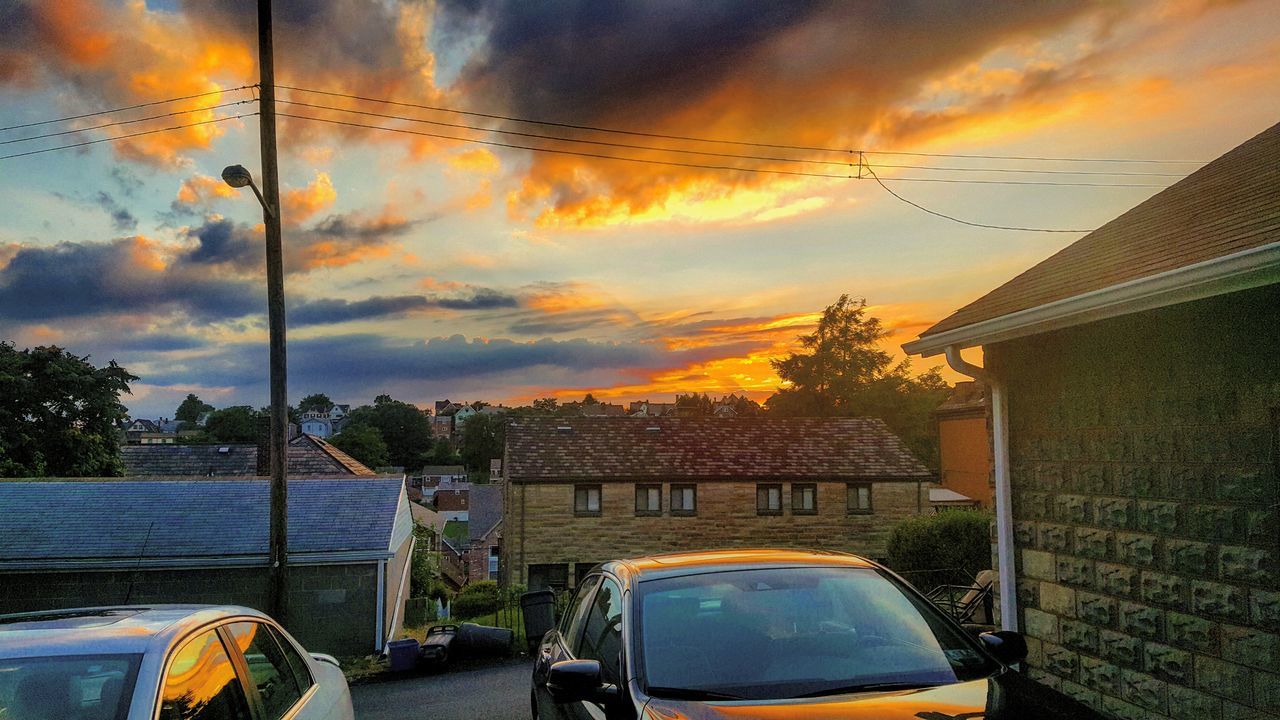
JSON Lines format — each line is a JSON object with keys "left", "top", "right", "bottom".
{"left": 886, "top": 510, "right": 992, "bottom": 593}
{"left": 452, "top": 579, "right": 501, "bottom": 619}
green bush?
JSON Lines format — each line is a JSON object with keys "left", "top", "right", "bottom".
{"left": 452, "top": 579, "right": 501, "bottom": 619}
{"left": 886, "top": 510, "right": 992, "bottom": 593}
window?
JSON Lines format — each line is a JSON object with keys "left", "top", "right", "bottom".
{"left": 224, "top": 622, "right": 306, "bottom": 720}
{"left": 635, "top": 484, "right": 661, "bottom": 515}
{"left": 756, "top": 484, "right": 783, "bottom": 515}
{"left": 574, "top": 485, "right": 602, "bottom": 516}
{"left": 575, "top": 561, "right": 602, "bottom": 586}
{"left": 159, "top": 629, "right": 252, "bottom": 720}
{"left": 488, "top": 545, "right": 500, "bottom": 579}
{"left": 670, "top": 484, "right": 697, "bottom": 516}
{"left": 847, "top": 483, "right": 873, "bottom": 514}
{"left": 0, "top": 654, "right": 141, "bottom": 720}
{"left": 560, "top": 575, "right": 601, "bottom": 650}
{"left": 529, "top": 563, "right": 569, "bottom": 592}
{"left": 792, "top": 483, "right": 817, "bottom": 515}
{"left": 578, "top": 578, "right": 624, "bottom": 685}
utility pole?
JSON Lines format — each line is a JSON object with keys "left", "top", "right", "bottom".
{"left": 257, "top": 0, "right": 289, "bottom": 624}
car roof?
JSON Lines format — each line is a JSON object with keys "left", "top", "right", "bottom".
{"left": 606, "top": 548, "right": 877, "bottom": 584}
{"left": 0, "top": 605, "right": 270, "bottom": 659}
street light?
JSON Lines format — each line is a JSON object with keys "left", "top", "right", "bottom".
{"left": 221, "top": 165, "right": 275, "bottom": 218}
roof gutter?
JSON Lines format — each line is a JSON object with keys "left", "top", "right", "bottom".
{"left": 944, "top": 347, "right": 1018, "bottom": 633}
{"left": 904, "top": 241, "right": 1280, "bottom": 357}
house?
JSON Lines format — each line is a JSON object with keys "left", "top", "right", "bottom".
{"left": 124, "top": 418, "right": 176, "bottom": 445}
{"left": 464, "top": 484, "right": 503, "bottom": 583}
{"left": 452, "top": 405, "right": 478, "bottom": 428}
{"left": 121, "top": 433, "right": 378, "bottom": 477}
{"left": 628, "top": 400, "right": 676, "bottom": 417}
{"left": 411, "top": 465, "right": 467, "bottom": 501}
{"left": 298, "top": 404, "right": 350, "bottom": 439}
{"left": 429, "top": 414, "right": 454, "bottom": 439}
{"left": 434, "top": 488, "right": 469, "bottom": 522}
{"left": 932, "top": 381, "right": 992, "bottom": 509}
{"left": 0, "top": 477, "right": 414, "bottom": 656}
{"left": 503, "top": 416, "right": 934, "bottom": 591}
{"left": 902, "top": 121, "right": 1280, "bottom": 719}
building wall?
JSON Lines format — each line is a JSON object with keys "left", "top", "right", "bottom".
{"left": 382, "top": 536, "right": 414, "bottom": 646}
{"left": 938, "top": 414, "right": 994, "bottom": 507}
{"left": 987, "top": 285, "right": 1279, "bottom": 720}
{"left": 0, "top": 562, "right": 380, "bottom": 657}
{"left": 505, "top": 479, "right": 928, "bottom": 588}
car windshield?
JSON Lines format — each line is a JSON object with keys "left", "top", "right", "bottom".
{"left": 636, "top": 566, "right": 998, "bottom": 701}
{"left": 0, "top": 654, "right": 142, "bottom": 720}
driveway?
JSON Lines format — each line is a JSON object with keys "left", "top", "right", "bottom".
{"left": 351, "top": 658, "right": 531, "bottom": 720}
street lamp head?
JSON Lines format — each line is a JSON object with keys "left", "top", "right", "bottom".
{"left": 221, "top": 164, "right": 255, "bottom": 189}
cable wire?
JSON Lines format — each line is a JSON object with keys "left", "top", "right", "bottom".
{"left": 0, "top": 100, "right": 256, "bottom": 147}
{"left": 0, "top": 113, "right": 257, "bottom": 161}
{"left": 0, "top": 85, "right": 256, "bottom": 133}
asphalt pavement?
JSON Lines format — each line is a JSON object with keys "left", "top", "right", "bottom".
{"left": 351, "top": 658, "right": 532, "bottom": 720}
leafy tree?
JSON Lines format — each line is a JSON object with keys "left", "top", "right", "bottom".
{"left": 675, "top": 392, "right": 713, "bottom": 416}
{"left": 347, "top": 395, "right": 432, "bottom": 470}
{"left": 422, "top": 438, "right": 461, "bottom": 466}
{"left": 174, "top": 393, "right": 214, "bottom": 424}
{"left": 297, "top": 393, "right": 333, "bottom": 413}
{"left": 459, "top": 413, "right": 505, "bottom": 472}
{"left": 330, "top": 423, "right": 389, "bottom": 469}
{"left": 766, "top": 295, "right": 951, "bottom": 468}
{"left": 203, "top": 406, "right": 259, "bottom": 442}
{"left": 531, "top": 397, "right": 559, "bottom": 414}
{"left": 581, "top": 393, "right": 598, "bottom": 405}
{"left": 0, "top": 343, "right": 137, "bottom": 477}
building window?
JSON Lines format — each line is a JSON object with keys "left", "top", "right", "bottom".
{"left": 792, "top": 483, "right": 817, "bottom": 515}
{"left": 670, "top": 484, "right": 697, "bottom": 516}
{"left": 635, "top": 484, "right": 662, "bottom": 515}
{"left": 574, "top": 485, "right": 602, "bottom": 516}
{"left": 488, "top": 545, "right": 499, "bottom": 580}
{"left": 847, "top": 483, "right": 873, "bottom": 514}
{"left": 756, "top": 483, "right": 783, "bottom": 515}
{"left": 528, "top": 563, "right": 569, "bottom": 592}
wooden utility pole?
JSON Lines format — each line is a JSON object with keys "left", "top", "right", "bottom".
{"left": 257, "top": 0, "right": 289, "bottom": 624}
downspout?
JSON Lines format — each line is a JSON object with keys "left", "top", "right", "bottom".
{"left": 944, "top": 345, "right": 1018, "bottom": 632}
{"left": 375, "top": 559, "right": 386, "bottom": 654}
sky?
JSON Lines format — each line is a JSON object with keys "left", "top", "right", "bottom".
{"left": 1, "top": 0, "right": 1278, "bottom": 419}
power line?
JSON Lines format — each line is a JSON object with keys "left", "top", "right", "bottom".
{"left": 866, "top": 167, "right": 1169, "bottom": 188}
{"left": 869, "top": 161, "right": 1183, "bottom": 178}
{"left": 276, "top": 83, "right": 1205, "bottom": 166}
{"left": 0, "top": 100, "right": 256, "bottom": 147}
{"left": 0, "top": 85, "right": 256, "bottom": 133}
{"left": 864, "top": 165, "right": 1093, "bottom": 233}
{"left": 0, "top": 114, "right": 257, "bottom": 161}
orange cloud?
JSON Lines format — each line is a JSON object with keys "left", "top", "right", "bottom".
{"left": 449, "top": 148, "right": 502, "bottom": 174}
{"left": 176, "top": 175, "right": 238, "bottom": 207}
{"left": 282, "top": 171, "right": 337, "bottom": 224}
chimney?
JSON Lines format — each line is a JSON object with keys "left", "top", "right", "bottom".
{"left": 490, "top": 458, "right": 502, "bottom": 479}
{"left": 255, "top": 414, "right": 271, "bottom": 476}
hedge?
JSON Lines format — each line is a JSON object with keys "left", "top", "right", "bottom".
{"left": 452, "top": 579, "right": 501, "bottom": 619}
{"left": 885, "top": 510, "right": 992, "bottom": 593}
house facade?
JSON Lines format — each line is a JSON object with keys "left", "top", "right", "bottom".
{"left": 904, "top": 121, "right": 1280, "bottom": 719}
{"left": 298, "top": 404, "right": 350, "bottom": 439}
{"left": 464, "top": 483, "right": 503, "bottom": 583}
{"left": 934, "top": 381, "right": 993, "bottom": 509}
{"left": 503, "top": 417, "right": 934, "bottom": 592}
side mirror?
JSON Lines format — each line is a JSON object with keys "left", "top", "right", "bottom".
{"left": 547, "top": 659, "right": 619, "bottom": 704}
{"left": 979, "top": 630, "right": 1028, "bottom": 665}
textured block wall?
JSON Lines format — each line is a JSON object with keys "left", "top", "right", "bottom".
{"left": 987, "top": 285, "right": 1280, "bottom": 720}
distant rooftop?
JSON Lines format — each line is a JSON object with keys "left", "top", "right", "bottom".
{"left": 120, "top": 434, "right": 376, "bottom": 477}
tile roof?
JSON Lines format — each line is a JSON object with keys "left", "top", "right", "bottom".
{"left": 421, "top": 465, "right": 466, "bottom": 477}
{"left": 0, "top": 478, "right": 408, "bottom": 565}
{"left": 434, "top": 489, "right": 469, "bottom": 512}
{"left": 468, "top": 484, "right": 503, "bottom": 542}
{"left": 505, "top": 417, "right": 931, "bottom": 481}
{"left": 920, "top": 120, "right": 1280, "bottom": 338}
{"left": 120, "top": 434, "right": 375, "bottom": 477}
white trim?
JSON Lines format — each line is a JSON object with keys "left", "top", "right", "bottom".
{"left": 383, "top": 536, "right": 415, "bottom": 655}
{"left": 991, "top": 380, "right": 1018, "bottom": 632}
{"left": 904, "top": 242, "right": 1280, "bottom": 357}
{"left": 375, "top": 559, "right": 386, "bottom": 653}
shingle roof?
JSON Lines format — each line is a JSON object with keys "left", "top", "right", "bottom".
{"left": 0, "top": 478, "right": 408, "bottom": 566}
{"left": 505, "top": 417, "right": 931, "bottom": 481}
{"left": 920, "top": 120, "right": 1280, "bottom": 338}
{"left": 120, "top": 435, "right": 375, "bottom": 477}
{"left": 468, "top": 484, "right": 503, "bottom": 542}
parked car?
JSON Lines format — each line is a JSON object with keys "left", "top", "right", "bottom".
{"left": 531, "top": 549, "right": 1103, "bottom": 719}
{"left": 0, "top": 605, "right": 354, "bottom": 720}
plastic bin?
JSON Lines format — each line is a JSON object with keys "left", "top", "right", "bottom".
{"left": 386, "top": 638, "right": 420, "bottom": 672}
{"left": 520, "top": 589, "right": 557, "bottom": 651}
{"left": 456, "top": 622, "right": 513, "bottom": 656}
{"left": 421, "top": 625, "right": 456, "bottom": 667}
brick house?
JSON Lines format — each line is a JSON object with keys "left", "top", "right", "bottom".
{"left": 904, "top": 121, "right": 1280, "bottom": 718}
{"left": 0, "top": 477, "right": 414, "bottom": 656}
{"left": 503, "top": 416, "right": 933, "bottom": 591}
{"left": 463, "top": 484, "right": 503, "bottom": 583}
{"left": 434, "top": 488, "right": 470, "bottom": 522}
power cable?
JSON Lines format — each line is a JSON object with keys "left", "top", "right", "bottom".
{"left": 0, "top": 100, "right": 256, "bottom": 147}
{"left": 0, "top": 114, "right": 257, "bottom": 161}
{"left": 0, "top": 85, "right": 256, "bottom": 133}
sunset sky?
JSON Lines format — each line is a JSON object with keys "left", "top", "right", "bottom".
{"left": 1, "top": 0, "right": 1278, "bottom": 418}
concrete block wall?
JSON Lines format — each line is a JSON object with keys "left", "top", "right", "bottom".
{"left": 987, "top": 285, "right": 1280, "bottom": 720}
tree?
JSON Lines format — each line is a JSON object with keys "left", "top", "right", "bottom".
{"left": 0, "top": 343, "right": 137, "bottom": 477}
{"left": 459, "top": 412, "right": 506, "bottom": 473}
{"left": 203, "top": 406, "right": 259, "bottom": 442}
{"left": 174, "top": 393, "right": 214, "bottom": 424}
{"left": 422, "top": 438, "right": 461, "bottom": 466}
{"left": 766, "top": 295, "right": 951, "bottom": 468}
{"left": 531, "top": 397, "right": 559, "bottom": 414}
{"left": 297, "top": 393, "right": 333, "bottom": 413}
{"left": 330, "top": 424, "right": 389, "bottom": 469}
{"left": 346, "top": 395, "right": 432, "bottom": 470}
{"left": 581, "top": 393, "right": 598, "bottom": 405}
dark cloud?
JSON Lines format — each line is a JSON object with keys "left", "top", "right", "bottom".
{"left": 180, "top": 212, "right": 419, "bottom": 275}
{"left": 93, "top": 192, "right": 138, "bottom": 232}
{"left": 291, "top": 288, "right": 520, "bottom": 327}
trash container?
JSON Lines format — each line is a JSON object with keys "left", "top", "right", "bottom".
{"left": 421, "top": 625, "right": 456, "bottom": 668}
{"left": 386, "top": 638, "right": 420, "bottom": 672}
{"left": 456, "top": 622, "right": 513, "bottom": 656}
{"left": 520, "top": 589, "right": 557, "bottom": 651}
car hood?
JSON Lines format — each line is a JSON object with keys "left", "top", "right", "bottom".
{"left": 640, "top": 670, "right": 1101, "bottom": 720}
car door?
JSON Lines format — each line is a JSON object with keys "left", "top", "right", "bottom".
{"left": 221, "top": 621, "right": 317, "bottom": 720}
{"left": 567, "top": 576, "right": 625, "bottom": 720}
{"left": 534, "top": 575, "right": 600, "bottom": 720}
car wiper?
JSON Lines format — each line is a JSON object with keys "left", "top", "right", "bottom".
{"left": 792, "top": 681, "right": 944, "bottom": 698}
{"left": 647, "top": 686, "right": 746, "bottom": 701}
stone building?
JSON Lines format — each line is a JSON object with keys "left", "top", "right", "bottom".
{"left": 904, "top": 121, "right": 1280, "bottom": 719}
{"left": 503, "top": 416, "right": 933, "bottom": 591}
{"left": 0, "top": 477, "right": 413, "bottom": 656}
{"left": 121, "top": 432, "right": 377, "bottom": 477}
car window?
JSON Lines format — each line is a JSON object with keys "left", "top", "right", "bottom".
{"left": 225, "top": 622, "right": 305, "bottom": 720}
{"left": 267, "top": 626, "right": 315, "bottom": 696}
{"left": 578, "top": 577, "right": 624, "bottom": 685}
{"left": 159, "top": 629, "right": 252, "bottom": 720}
{"left": 0, "top": 654, "right": 140, "bottom": 720}
{"left": 560, "top": 575, "right": 600, "bottom": 652}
